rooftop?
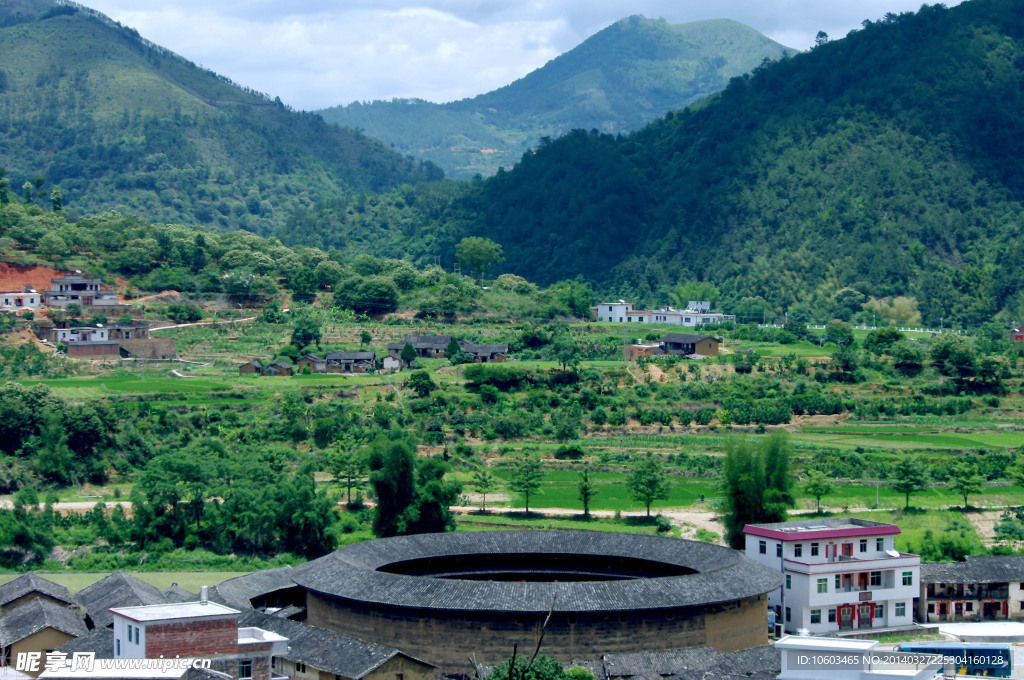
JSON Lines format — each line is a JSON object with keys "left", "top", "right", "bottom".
{"left": 111, "top": 601, "right": 239, "bottom": 622}
{"left": 744, "top": 518, "right": 900, "bottom": 541}
{"left": 0, "top": 598, "right": 87, "bottom": 647}
{"left": 922, "top": 555, "right": 1024, "bottom": 584}
{"left": 291, "top": 531, "right": 782, "bottom": 613}
{"left": 0, "top": 573, "right": 74, "bottom": 608}
{"left": 75, "top": 572, "right": 170, "bottom": 627}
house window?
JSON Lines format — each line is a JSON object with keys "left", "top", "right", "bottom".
{"left": 966, "top": 603, "right": 973, "bottom": 612}
{"left": 842, "top": 543, "right": 853, "bottom": 556}
{"left": 116, "top": 640, "right": 120, "bottom": 657}
{"left": 835, "top": 574, "right": 842, "bottom": 589}
{"left": 786, "top": 575, "right": 792, "bottom": 589}
{"left": 811, "top": 543, "right": 819, "bottom": 557}
{"left": 759, "top": 540, "right": 766, "bottom": 554}
{"left": 810, "top": 610, "right": 821, "bottom": 624}
{"left": 877, "top": 604, "right": 885, "bottom": 618}
{"left": 876, "top": 538, "right": 884, "bottom": 551}
{"left": 895, "top": 602, "right": 906, "bottom": 617}
{"left": 828, "top": 608, "right": 837, "bottom": 623}
{"left": 902, "top": 571, "right": 913, "bottom": 586}
{"left": 817, "top": 578, "right": 828, "bottom": 594}
{"left": 776, "top": 543, "right": 782, "bottom": 557}
{"left": 870, "top": 571, "right": 882, "bottom": 587}
{"left": 785, "top": 607, "right": 791, "bottom": 622}
{"left": 859, "top": 539, "right": 868, "bottom": 553}
{"left": 927, "top": 603, "right": 935, "bottom": 613}
{"left": 794, "top": 544, "right": 802, "bottom": 557}
{"left": 238, "top": 661, "right": 252, "bottom": 680}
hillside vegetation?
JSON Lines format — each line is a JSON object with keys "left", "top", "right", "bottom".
{"left": 0, "top": 0, "right": 441, "bottom": 234}
{"left": 406, "top": 0, "right": 1024, "bottom": 328}
{"left": 319, "top": 17, "right": 796, "bottom": 179}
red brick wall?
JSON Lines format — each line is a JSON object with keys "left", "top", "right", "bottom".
{"left": 145, "top": 618, "right": 238, "bottom": 658}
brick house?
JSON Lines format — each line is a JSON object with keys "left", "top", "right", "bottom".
{"left": 296, "top": 355, "right": 326, "bottom": 374}
{"left": 1012, "top": 327, "right": 1024, "bottom": 342}
{"left": 109, "top": 597, "right": 287, "bottom": 680}
{"left": 239, "top": 360, "right": 264, "bottom": 376}
{"left": 325, "top": 352, "right": 376, "bottom": 374}
{"left": 458, "top": 342, "right": 508, "bottom": 363}
{"left": 262, "top": 361, "right": 294, "bottom": 377}
{"left": 625, "top": 334, "right": 720, "bottom": 361}
{"left": 386, "top": 335, "right": 451, "bottom": 359}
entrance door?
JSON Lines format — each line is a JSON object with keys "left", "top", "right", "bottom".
{"left": 954, "top": 602, "right": 964, "bottom": 621}
{"left": 859, "top": 604, "right": 873, "bottom": 629}
{"left": 839, "top": 605, "right": 854, "bottom": 630}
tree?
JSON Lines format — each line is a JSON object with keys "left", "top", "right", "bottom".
{"left": 627, "top": 453, "right": 671, "bottom": 518}
{"left": 891, "top": 456, "right": 928, "bottom": 509}
{"left": 509, "top": 454, "right": 544, "bottom": 514}
{"left": 330, "top": 448, "right": 365, "bottom": 505}
{"left": 470, "top": 467, "right": 497, "bottom": 513}
{"left": 890, "top": 341, "right": 925, "bottom": 375}
{"left": 38, "top": 233, "right": 69, "bottom": 261}
{"left": 863, "top": 327, "right": 904, "bottom": 355}
{"left": 290, "top": 315, "right": 322, "bottom": 351}
{"left": 803, "top": 470, "right": 834, "bottom": 514}
{"left": 577, "top": 465, "right": 598, "bottom": 520}
{"left": 50, "top": 187, "right": 63, "bottom": 213}
{"left": 400, "top": 342, "right": 417, "bottom": 368}
{"left": 721, "top": 433, "right": 795, "bottom": 548}
{"left": 551, "top": 333, "right": 581, "bottom": 372}
{"left": 455, "top": 236, "right": 503, "bottom": 281}
{"left": 824, "top": 320, "right": 854, "bottom": 347}
{"left": 370, "top": 440, "right": 419, "bottom": 537}
{"left": 407, "top": 370, "right": 436, "bottom": 398}
{"left": 949, "top": 463, "right": 986, "bottom": 508}
{"left": 929, "top": 332, "right": 976, "bottom": 378}
{"left": 360, "top": 330, "right": 372, "bottom": 346}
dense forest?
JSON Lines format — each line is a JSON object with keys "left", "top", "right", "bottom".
{"left": 0, "top": 0, "right": 440, "bottom": 234}
{"left": 319, "top": 17, "right": 796, "bottom": 179}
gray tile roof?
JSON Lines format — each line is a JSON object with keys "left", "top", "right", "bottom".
{"left": 0, "top": 599, "right": 87, "bottom": 647}
{"left": 162, "top": 583, "right": 198, "bottom": 603}
{"left": 57, "top": 626, "right": 114, "bottom": 658}
{"left": 459, "top": 342, "right": 508, "bottom": 356}
{"left": 403, "top": 335, "right": 452, "bottom": 349}
{"left": 921, "top": 555, "right": 1024, "bottom": 584}
{"left": 237, "top": 610, "right": 437, "bottom": 678}
{"left": 325, "top": 352, "right": 376, "bottom": 362}
{"left": 291, "top": 531, "right": 783, "bottom": 614}
{"left": 574, "top": 645, "right": 780, "bottom": 680}
{"left": 211, "top": 567, "right": 297, "bottom": 611}
{"left": 660, "top": 334, "right": 713, "bottom": 345}
{"left": 0, "top": 573, "right": 74, "bottom": 608}
{"left": 76, "top": 572, "right": 169, "bottom": 628}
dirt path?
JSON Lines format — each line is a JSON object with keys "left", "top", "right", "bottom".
{"left": 151, "top": 316, "right": 255, "bottom": 331}
{"left": 0, "top": 500, "right": 132, "bottom": 514}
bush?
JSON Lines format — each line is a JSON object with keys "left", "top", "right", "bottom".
{"left": 164, "top": 303, "right": 203, "bottom": 324}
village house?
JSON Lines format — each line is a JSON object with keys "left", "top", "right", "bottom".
{"left": 296, "top": 354, "right": 327, "bottom": 374}
{"left": 325, "top": 352, "right": 376, "bottom": 374}
{"left": 1012, "top": 327, "right": 1024, "bottom": 342}
{"left": 76, "top": 572, "right": 179, "bottom": 629}
{"left": 239, "top": 360, "right": 264, "bottom": 376}
{"left": 386, "top": 335, "right": 451, "bottom": 359}
{"left": 744, "top": 518, "right": 921, "bottom": 635}
{"left": 0, "top": 287, "right": 41, "bottom": 310}
{"left": 385, "top": 335, "right": 508, "bottom": 367}
{"left": 43, "top": 274, "right": 119, "bottom": 308}
{"left": 458, "top": 341, "right": 508, "bottom": 363}
{"left": 592, "top": 300, "right": 734, "bottom": 327}
{"left": 917, "top": 555, "right": 1024, "bottom": 623}
{"left": 0, "top": 574, "right": 75, "bottom": 616}
{"left": 0, "top": 599, "right": 87, "bottom": 677}
{"left": 625, "top": 333, "right": 720, "bottom": 361}
{"left": 263, "top": 361, "right": 294, "bottom": 377}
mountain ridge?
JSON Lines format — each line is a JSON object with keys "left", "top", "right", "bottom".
{"left": 319, "top": 16, "right": 797, "bottom": 179}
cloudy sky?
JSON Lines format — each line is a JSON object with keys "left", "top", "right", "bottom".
{"left": 82, "top": 0, "right": 964, "bottom": 111}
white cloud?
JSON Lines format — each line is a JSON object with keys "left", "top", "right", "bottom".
{"left": 80, "top": 0, "right": 966, "bottom": 110}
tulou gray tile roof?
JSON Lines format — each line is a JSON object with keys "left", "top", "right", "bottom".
{"left": 921, "top": 555, "right": 1024, "bottom": 584}
{"left": 76, "top": 572, "right": 170, "bottom": 628}
{"left": 237, "top": 610, "right": 437, "bottom": 678}
{"left": 572, "top": 645, "right": 780, "bottom": 680}
{"left": 291, "top": 531, "right": 783, "bottom": 614}
{"left": 0, "top": 573, "right": 74, "bottom": 608}
{"left": 0, "top": 598, "right": 87, "bottom": 646}
{"left": 57, "top": 626, "right": 114, "bottom": 658}
{"left": 211, "top": 566, "right": 297, "bottom": 611}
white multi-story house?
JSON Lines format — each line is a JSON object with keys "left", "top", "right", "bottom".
{"left": 744, "top": 519, "right": 921, "bottom": 634}
{"left": 592, "top": 300, "right": 734, "bottom": 326}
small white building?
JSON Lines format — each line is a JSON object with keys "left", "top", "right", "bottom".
{"left": 745, "top": 519, "right": 921, "bottom": 635}
{"left": 775, "top": 636, "right": 941, "bottom": 679}
{"left": 0, "top": 288, "right": 41, "bottom": 310}
{"left": 55, "top": 327, "right": 108, "bottom": 343}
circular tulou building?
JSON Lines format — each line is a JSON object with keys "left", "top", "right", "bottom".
{"left": 291, "top": 531, "right": 783, "bottom": 670}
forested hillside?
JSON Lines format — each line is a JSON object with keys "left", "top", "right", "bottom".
{"left": 421, "top": 0, "right": 1024, "bottom": 327}
{"left": 0, "top": 0, "right": 441, "bottom": 234}
{"left": 319, "top": 17, "right": 795, "bottom": 179}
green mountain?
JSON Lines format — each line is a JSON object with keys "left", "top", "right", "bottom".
{"left": 0, "top": 0, "right": 441, "bottom": 234}
{"left": 318, "top": 17, "right": 796, "bottom": 179}
{"left": 448, "top": 0, "right": 1024, "bottom": 327}
{"left": 282, "top": 0, "right": 1024, "bottom": 328}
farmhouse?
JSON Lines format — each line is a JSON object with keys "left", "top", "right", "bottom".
{"left": 0, "top": 287, "right": 41, "bottom": 310}
{"left": 625, "top": 334, "right": 719, "bottom": 360}
{"left": 44, "top": 274, "right": 119, "bottom": 308}
{"left": 744, "top": 519, "right": 921, "bottom": 635}
{"left": 325, "top": 352, "right": 375, "bottom": 373}
{"left": 0, "top": 574, "right": 75, "bottom": 615}
{"left": 0, "top": 599, "right": 87, "bottom": 677}
{"left": 384, "top": 335, "right": 509, "bottom": 367}
{"left": 593, "top": 300, "right": 734, "bottom": 327}
{"left": 386, "top": 335, "right": 451, "bottom": 359}
{"left": 918, "top": 555, "right": 1024, "bottom": 623}
{"left": 459, "top": 341, "right": 508, "bottom": 362}
{"left": 239, "top": 360, "right": 264, "bottom": 375}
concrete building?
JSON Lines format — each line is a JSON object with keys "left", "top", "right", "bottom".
{"left": 744, "top": 519, "right": 921, "bottom": 635}
{"left": 918, "top": 555, "right": 1024, "bottom": 622}
{"left": 44, "top": 275, "right": 119, "bottom": 308}
{"left": 0, "top": 288, "right": 41, "bottom": 310}
{"left": 593, "top": 301, "right": 734, "bottom": 327}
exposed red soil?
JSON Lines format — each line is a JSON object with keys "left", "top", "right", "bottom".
{"left": 0, "top": 262, "right": 72, "bottom": 291}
